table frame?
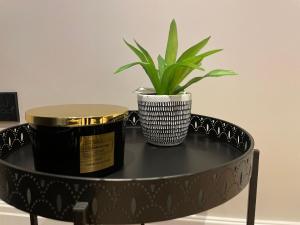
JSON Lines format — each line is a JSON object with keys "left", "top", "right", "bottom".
{"left": 29, "top": 149, "right": 260, "bottom": 225}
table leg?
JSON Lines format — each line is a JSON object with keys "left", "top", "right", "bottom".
{"left": 246, "top": 149, "right": 260, "bottom": 225}
{"left": 30, "top": 214, "right": 38, "bottom": 225}
{"left": 73, "top": 202, "right": 89, "bottom": 225}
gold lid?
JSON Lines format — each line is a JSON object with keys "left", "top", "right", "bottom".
{"left": 25, "top": 104, "right": 128, "bottom": 127}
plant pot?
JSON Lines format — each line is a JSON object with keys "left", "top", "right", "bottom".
{"left": 137, "top": 92, "right": 192, "bottom": 146}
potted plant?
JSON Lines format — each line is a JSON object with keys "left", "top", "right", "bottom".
{"left": 115, "top": 19, "right": 237, "bottom": 146}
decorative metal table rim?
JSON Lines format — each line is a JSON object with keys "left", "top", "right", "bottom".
{"left": 0, "top": 111, "right": 259, "bottom": 225}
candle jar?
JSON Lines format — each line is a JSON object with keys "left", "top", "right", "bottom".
{"left": 25, "top": 104, "right": 128, "bottom": 177}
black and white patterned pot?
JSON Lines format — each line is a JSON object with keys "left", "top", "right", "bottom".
{"left": 137, "top": 93, "right": 192, "bottom": 146}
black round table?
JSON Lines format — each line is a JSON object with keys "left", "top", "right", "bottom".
{"left": 0, "top": 111, "right": 259, "bottom": 225}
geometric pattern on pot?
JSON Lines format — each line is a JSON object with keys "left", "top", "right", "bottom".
{"left": 0, "top": 111, "right": 254, "bottom": 224}
{"left": 137, "top": 93, "right": 192, "bottom": 146}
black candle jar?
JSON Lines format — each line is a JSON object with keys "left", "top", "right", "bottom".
{"left": 25, "top": 104, "right": 128, "bottom": 177}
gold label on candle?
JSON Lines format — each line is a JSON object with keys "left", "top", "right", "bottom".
{"left": 80, "top": 132, "right": 115, "bottom": 173}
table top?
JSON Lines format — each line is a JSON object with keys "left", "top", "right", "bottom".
{"left": 0, "top": 111, "right": 254, "bottom": 224}
{"left": 6, "top": 127, "right": 242, "bottom": 180}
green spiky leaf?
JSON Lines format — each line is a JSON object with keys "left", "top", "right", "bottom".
{"left": 165, "top": 19, "right": 178, "bottom": 65}
{"left": 133, "top": 40, "right": 160, "bottom": 91}
{"left": 157, "top": 55, "right": 166, "bottom": 79}
{"left": 159, "top": 62, "right": 203, "bottom": 94}
{"left": 168, "top": 49, "right": 223, "bottom": 93}
{"left": 173, "top": 69, "right": 237, "bottom": 94}
{"left": 141, "top": 63, "right": 160, "bottom": 92}
{"left": 205, "top": 69, "right": 238, "bottom": 77}
{"left": 134, "top": 40, "right": 156, "bottom": 66}
{"left": 173, "top": 76, "right": 205, "bottom": 94}
{"left": 168, "top": 62, "right": 204, "bottom": 94}
{"left": 177, "top": 36, "right": 210, "bottom": 62}
{"left": 114, "top": 62, "right": 148, "bottom": 74}
{"left": 123, "top": 39, "right": 146, "bottom": 62}
{"left": 183, "top": 49, "right": 223, "bottom": 64}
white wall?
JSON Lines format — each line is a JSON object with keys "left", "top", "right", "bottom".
{"left": 1, "top": 0, "right": 300, "bottom": 224}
